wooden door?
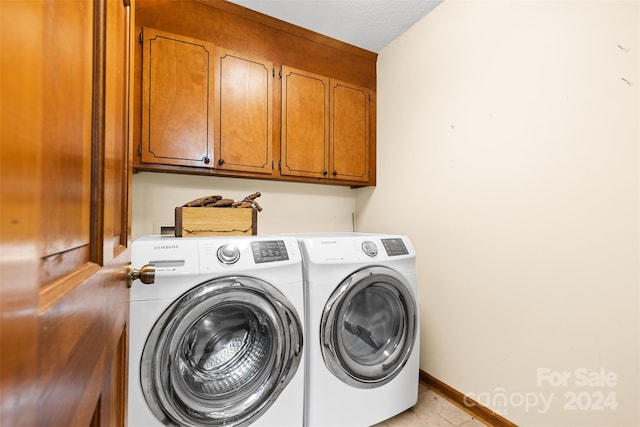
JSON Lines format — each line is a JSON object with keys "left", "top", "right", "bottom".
{"left": 141, "top": 27, "right": 215, "bottom": 168}
{"left": 1, "top": 0, "right": 134, "bottom": 425}
{"left": 214, "top": 48, "right": 273, "bottom": 174}
{"left": 280, "top": 66, "right": 330, "bottom": 179}
{"left": 330, "top": 80, "right": 370, "bottom": 182}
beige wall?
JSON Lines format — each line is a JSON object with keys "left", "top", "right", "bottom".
{"left": 355, "top": 0, "right": 639, "bottom": 426}
{"left": 132, "top": 172, "right": 356, "bottom": 240}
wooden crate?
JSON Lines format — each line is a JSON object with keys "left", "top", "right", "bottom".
{"left": 175, "top": 207, "right": 257, "bottom": 237}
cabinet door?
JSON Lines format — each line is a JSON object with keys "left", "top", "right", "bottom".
{"left": 330, "top": 79, "right": 370, "bottom": 182}
{"left": 281, "top": 66, "right": 330, "bottom": 179}
{"left": 141, "top": 27, "right": 215, "bottom": 167}
{"left": 214, "top": 48, "right": 273, "bottom": 174}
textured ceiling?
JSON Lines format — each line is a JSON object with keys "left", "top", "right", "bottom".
{"left": 226, "top": 0, "right": 443, "bottom": 53}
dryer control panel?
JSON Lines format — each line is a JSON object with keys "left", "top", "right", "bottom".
{"left": 300, "top": 234, "right": 414, "bottom": 263}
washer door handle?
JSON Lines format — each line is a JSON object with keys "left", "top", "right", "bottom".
{"left": 128, "top": 263, "right": 156, "bottom": 287}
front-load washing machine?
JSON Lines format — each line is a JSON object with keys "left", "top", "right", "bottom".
{"left": 296, "top": 233, "right": 419, "bottom": 427}
{"left": 128, "top": 235, "right": 305, "bottom": 427}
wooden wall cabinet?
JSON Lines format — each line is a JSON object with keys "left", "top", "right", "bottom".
{"left": 134, "top": 0, "right": 377, "bottom": 187}
{"left": 281, "top": 66, "right": 370, "bottom": 183}
{"left": 139, "top": 28, "right": 274, "bottom": 176}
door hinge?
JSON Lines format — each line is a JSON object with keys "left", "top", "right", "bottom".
{"left": 278, "top": 160, "right": 281, "bottom": 170}
{"left": 279, "top": 68, "right": 282, "bottom": 79}
{"left": 138, "top": 144, "right": 142, "bottom": 156}
{"left": 139, "top": 31, "right": 143, "bottom": 45}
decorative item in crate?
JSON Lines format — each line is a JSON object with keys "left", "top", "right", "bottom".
{"left": 175, "top": 192, "right": 262, "bottom": 237}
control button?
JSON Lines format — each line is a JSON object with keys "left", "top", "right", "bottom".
{"left": 217, "top": 244, "right": 240, "bottom": 264}
{"left": 361, "top": 241, "right": 378, "bottom": 257}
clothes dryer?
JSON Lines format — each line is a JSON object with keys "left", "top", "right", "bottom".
{"left": 128, "top": 235, "right": 304, "bottom": 427}
{"left": 296, "top": 233, "right": 419, "bottom": 427}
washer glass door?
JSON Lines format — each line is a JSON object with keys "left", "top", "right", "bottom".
{"left": 321, "top": 266, "right": 416, "bottom": 388}
{"left": 141, "top": 276, "right": 303, "bottom": 426}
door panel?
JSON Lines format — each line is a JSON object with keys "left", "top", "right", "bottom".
{"left": 281, "top": 66, "right": 329, "bottom": 179}
{"left": 141, "top": 27, "right": 215, "bottom": 167}
{"left": 107, "top": 0, "right": 132, "bottom": 252}
{"left": 40, "top": 0, "right": 93, "bottom": 285}
{"left": 330, "top": 80, "right": 370, "bottom": 182}
{"left": 214, "top": 48, "right": 273, "bottom": 174}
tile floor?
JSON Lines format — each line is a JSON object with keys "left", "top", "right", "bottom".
{"left": 372, "top": 383, "right": 489, "bottom": 427}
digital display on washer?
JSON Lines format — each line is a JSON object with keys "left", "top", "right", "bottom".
{"left": 251, "top": 240, "right": 289, "bottom": 263}
{"left": 381, "top": 238, "right": 409, "bottom": 256}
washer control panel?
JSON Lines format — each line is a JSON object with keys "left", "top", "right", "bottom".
{"left": 251, "top": 240, "right": 289, "bottom": 263}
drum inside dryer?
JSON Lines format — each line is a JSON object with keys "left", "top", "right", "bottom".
{"left": 320, "top": 266, "right": 417, "bottom": 389}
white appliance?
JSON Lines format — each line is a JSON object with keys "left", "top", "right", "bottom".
{"left": 296, "top": 233, "right": 419, "bottom": 427}
{"left": 128, "top": 235, "right": 305, "bottom": 427}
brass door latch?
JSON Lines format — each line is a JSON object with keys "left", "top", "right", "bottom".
{"left": 128, "top": 264, "right": 156, "bottom": 287}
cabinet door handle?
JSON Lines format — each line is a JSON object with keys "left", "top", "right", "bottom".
{"left": 332, "top": 170, "right": 338, "bottom": 176}
{"left": 203, "top": 157, "right": 210, "bottom": 164}
{"left": 218, "top": 158, "right": 225, "bottom": 165}
{"left": 322, "top": 170, "right": 328, "bottom": 176}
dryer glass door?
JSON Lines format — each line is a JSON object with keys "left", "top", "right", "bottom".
{"left": 321, "top": 266, "right": 416, "bottom": 388}
{"left": 140, "top": 276, "right": 302, "bottom": 426}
